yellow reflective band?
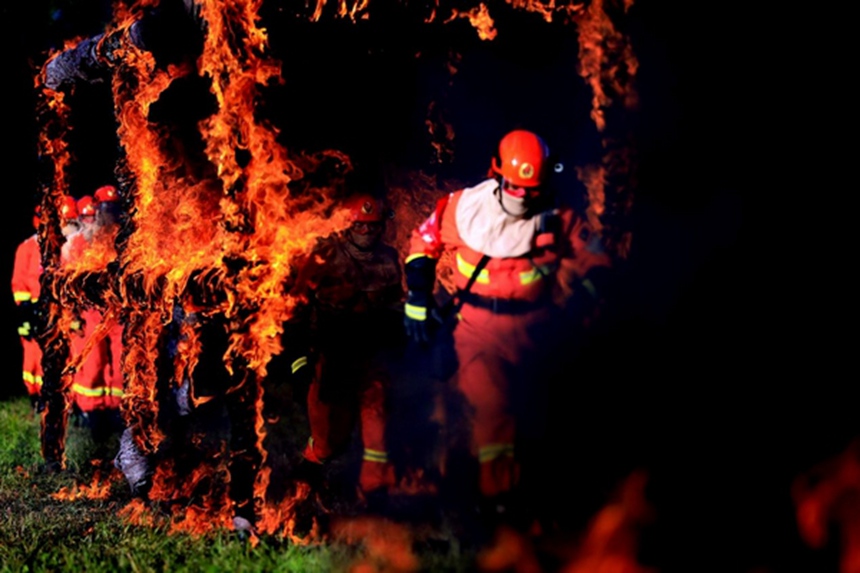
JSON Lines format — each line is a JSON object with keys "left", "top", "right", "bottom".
{"left": 405, "top": 303, "right": 427, "bottom": 321}
{"left": 581, "top": 278, "right": 597, "bottom": 298}
{"left": 23, "top": 371, "right": 35, "bottom": 383}
{"left": 14, "top": 292, "right": 33, "bottom": 303}
{"left": 291, "top": 356, "right": 308, "bottom": 374}
{"left": 71, "top": 384, "right": 113, "bottom": 398}
{"left": 519, "top": 267, "right": 544, "bottom": 285}
{"left": 108, "top": 388, "right": 124, "bottom": 397}
{"left": 478, "top": 443, "right": 515, "bottom": 463}
{"left": 35, "top": 377, "right": 43, "bottom": 387}
{"left": 363, "top": 448, "right": 389, "bottom": 463}
{"left": 405, "top": 253, "right": 431, "bottom": 265}
{"left": 456, "top": 253, "right": 489, "bottom": 284}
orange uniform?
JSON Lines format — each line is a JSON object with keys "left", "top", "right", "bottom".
{"left": 62, "top": 231, "right": 123, "bottom": 414}
{"left": 296, "top": 230, "right": 404, "bottom": 494}
{"left": 405, "top": 177, "right": 612, "bottom": 499}
{"left": 11, "top": 234, "right": 44, "bottom": 398}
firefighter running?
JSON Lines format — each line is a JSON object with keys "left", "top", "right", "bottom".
{"left": 284, "top": 190, "right": 405, "bottom": 518}
{"left": 403, "top": 129, "right": 614, "bottom": 527}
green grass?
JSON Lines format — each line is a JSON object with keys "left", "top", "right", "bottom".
{"left": 0, "top": 397, "right": 352, "bottom": 572}
{"left": 0, "top": 396, "right": 474, "bottom": 573}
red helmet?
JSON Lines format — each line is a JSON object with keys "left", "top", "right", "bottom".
{"left": 346, "top": 194, "right": 386, "bottom": 223}
{"left": 94, "top": 185, "right": 119, "bottom": 203}
{"left": 490, "top": 129, "right": 550, "bottom": 188}
{"left": 59, "top": 195, "right": 79, "bottom": 221}
{"left": 77, "top": 195, "right": 96, "bottom": 217}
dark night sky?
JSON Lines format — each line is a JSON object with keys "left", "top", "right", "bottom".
{"left": 0, "top": 2, "right": 853, "bottom": 571}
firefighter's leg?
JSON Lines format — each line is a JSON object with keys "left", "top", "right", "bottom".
{"left": 304, "top": 371, "right": 355, "bottom": 463}
{"left": 357, "top": 376, "right": 396, "bottom": 494}
{"left": 21, "top": 337, "right": 43, "bottom": 400}
{"left": 453, "top": 314, "right": 520, "bottom": 501}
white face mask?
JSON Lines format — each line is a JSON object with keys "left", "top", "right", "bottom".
{"left": 499, "top": 190, "right": 528, "bottom": 218}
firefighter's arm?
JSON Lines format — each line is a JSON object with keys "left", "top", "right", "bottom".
{"left": 404, "top": 195, "right": 449, "bottom": 343}
{"left": 554, "top": 212, "right": 614, "bottom": 326}
{"left": 12, "top": 242, "right": 37, "bottom": 339}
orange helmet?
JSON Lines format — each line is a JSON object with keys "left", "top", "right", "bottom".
{"left": 59, "top": 195, "right": 79, "bottom": 221}
{"left": 346, "top": 193, "right": 386, "bottom": 223}
{"left": 94, "top": 185, "right": 119, "bottom": 203}
{"left": 490, "top": 129, "right": 550, "bottom": 188}
{"left": 77, "top": 195, "right": 96, "bottom": 218}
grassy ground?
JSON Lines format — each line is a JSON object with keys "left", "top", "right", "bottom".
{"left": 0, "top": 394, "right": 508, "bottom": 573}
{"left": 0, "top": 396, "right": 408, "bottom": 572}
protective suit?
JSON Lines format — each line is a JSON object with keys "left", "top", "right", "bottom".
{"left": 403, "top": 130, "right": 613, "bottom": 510}
{"left": 12, "top": 231, "right": 43, "bottom": 401}
{"left": 289, "top": 193, "right": 405, "bottom": 497}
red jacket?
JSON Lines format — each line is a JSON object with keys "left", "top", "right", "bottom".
{"left": 12, "top": 235, "right": 41, "bottom": 306}
{"left": 407, "top": 179, "right": 611, "bottom": 309}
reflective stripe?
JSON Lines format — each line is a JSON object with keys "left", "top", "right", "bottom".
{"left": 456, "top": 253, "right": 490, "bottom": 284}
{"left": 71, "top": 384, "right": 121, "bottom": 398}
{"left": 478, "top": 443, "right": 515, "bottom": 463}
{"left": 14, "top": 292, "right": 33, "bottom": 303}
{"left": 581, "top": 277, "right": 597, "bottom": 298}
{"left": 291, "top": 356, "right": 308, "bottom": 374}
{"left": 363, "top": 448, "right": 389, "bottom": 463}
{"left": 405, "top": 303, "right": 427, "bottom": 321}
{"left": 23, "top": 371, "right": 43, "bottom": 385}
{"left": 405, "top": 253, "right": 430, "bottom": 265}
{"left": 519, "top": 267, "right": 544, "bottom": 285}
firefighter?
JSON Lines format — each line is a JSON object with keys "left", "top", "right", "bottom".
{"left": 402, "top": 129, "right": 614, "bottom": 525}
{"left": 12, "top": 197, "right": 80, "bottom": 409}
{"left": 62, "top": 185, "right": 124, "bottom": 448}
{"left": 286, "top": 191, "right": 405, "bottom": 510}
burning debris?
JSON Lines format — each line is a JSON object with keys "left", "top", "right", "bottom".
{"left": 30, "top": 0, "right": 640, "bottom": 549}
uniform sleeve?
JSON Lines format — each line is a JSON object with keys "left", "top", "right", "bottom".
{"left": 554, "top": 209, "right": 613, "bottom": 305}
{"left": 11, "top": 238, "right": 37, "bottom": 305}
{"left": 405, "top": 194, "right": 451, "bottom": 295}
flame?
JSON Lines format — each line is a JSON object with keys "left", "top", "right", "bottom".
{"left": 34, "top": 0, "right": 641, "bottom": 538}
{"left": 51, "top": 469, "right": 120, "bottom": 501}
{"left": 118, "top": 498, "right": 156, "bottom": 527}
{"left": 572, "top": 0, "right": 639, "bottom": 259}
{"left": 447, "top": 3, "right": 498, "bottom": 40}
{"left": 558, "top": 470, "right": 654, "bottom": 573}
{"left": 793, "top": 439, "right": 860, "bottom": 573}
{"left": 257, "top": 480, "right": 320, "bottom": 543}
{"left": 331, "top": 516, "right": 420, "bottom": 573}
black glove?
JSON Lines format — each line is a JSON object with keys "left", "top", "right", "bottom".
{"left": 404, "top": 255, "right": 438, "bottom": 345}
{"left": 404, "top": 290, "right": 433, "bottom": 344}
{"left": 17, "top": 301, "right": 37, "bottom": 340}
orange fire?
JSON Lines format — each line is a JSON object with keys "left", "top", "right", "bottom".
{"left": 332, "top": 516, "right": 420, "bottom": 573}
{"left": 793, "top": 439, "right": 860, "bottom": 573}
{"left": 573, "top": 0, "right": 639, "bottom": 259}
{"left": 51, "top": 468, "right": 121, "bottom": 501}
{"left": 35, "top": 0, "right": 641, "bottom": 539}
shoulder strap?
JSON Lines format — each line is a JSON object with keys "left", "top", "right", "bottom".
{"left": 461, "top": 254, "right": 490, "bottom": 295}
{"left": 451, "top": 253, "right": 490, "bottom": 314}
{"left": 433, "top": 253, "right": 490, "bottom": 321}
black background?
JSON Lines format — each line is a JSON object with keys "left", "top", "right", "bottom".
{"left": 1, "top": 1, "right": 853, "bottom": 571}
